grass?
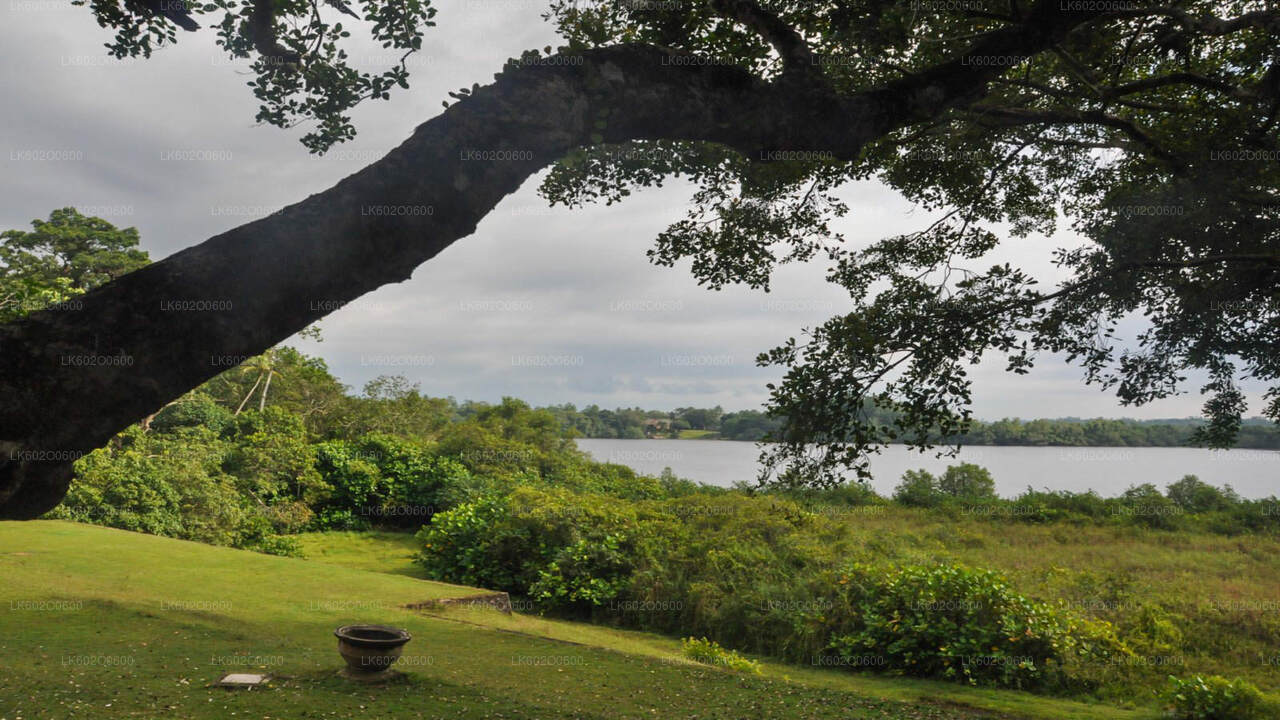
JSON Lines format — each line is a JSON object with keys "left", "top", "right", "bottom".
{"left": 676, "top": 429, "right": 720, "bottom": 440}
{"left": 295, "top": 530, "right": 427, "bottom": 578}
{"left": 0, "top": 521, "right": 1159, "bottom": 720}
{"left": 820, "top": 505, "right": 1280, "bottom": 694}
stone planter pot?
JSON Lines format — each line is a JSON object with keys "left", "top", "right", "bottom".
{"left": 334, "top": 625, "right": 412, "bottom": 675}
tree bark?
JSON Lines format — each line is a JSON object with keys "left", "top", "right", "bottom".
{"left": 0, "top": 2, "right": 1104, "bottom": 518}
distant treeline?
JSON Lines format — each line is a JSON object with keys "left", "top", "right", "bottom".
{"left": 537, "top": 403, "right": 1280, "bottom": 449}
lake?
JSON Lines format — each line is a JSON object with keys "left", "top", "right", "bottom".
{"left": 575, "top": 439, "right": 1280, "bottom": 499}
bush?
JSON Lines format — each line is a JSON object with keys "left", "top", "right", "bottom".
{"left": 310, "top": 508, "right": 370, "bottom": 531}
{"left": 150, "top": 394, "right": 234, "bottom": 434}
{"left": 414, "top": 484, "right": 1131, "bottom": 693}
{"left": 938, "top": 463, "right": 997, "bottom": 499}
{"left": 1165, "top": 675, "right": 1266, "bottom": 720}
{"left": 682, "top": 637, "right": 762, "bottom": 674}
{"left": 1009, "top": 488, "right": 1111, "bottom": 524}
{"left": 415, "top": 486, "right": 649, "bottom": 604}
{"left": 415, "top": 495, "right": 523, "bottom": 589}
{"left": 1119, "top": 484, "right": 1184, "bottom": 530}
{"left": 893, "top": 469, "right": 943, "bottom": 507}
{"left": 313, "top": 435, "right": 471, "bottom": 528}
{"left": 531, "top": 533, "right": 635, "bottom": 609}
{"left": 313, "top": 442, "right": 383, "bottom": 524}
{"left": 1166, "top": 476, "right": 1237, "bottom": 514}
{"left": 824, "top": 563, "right": 1121, "bottom": 690}
{"left": 57, "top": 426, "right": 245, "bottom": 545}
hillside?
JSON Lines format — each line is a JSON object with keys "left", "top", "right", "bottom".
{"left": 0, "top": 521, "right": 1154, "bottom": 720}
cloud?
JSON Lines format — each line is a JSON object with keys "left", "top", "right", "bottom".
{"left": 0, "top": 4, "right": 1263, "bottom": 420}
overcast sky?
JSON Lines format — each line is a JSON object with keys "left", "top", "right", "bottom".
{"left": 0, "top": 1, "right": 1265, "bottom": 420}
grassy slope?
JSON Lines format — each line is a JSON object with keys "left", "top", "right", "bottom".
{"left": 0, "top": 522, "right": 1154, "bottom": 720}
{"left": 295, "top": 530, "right": 428, "bottom": 578}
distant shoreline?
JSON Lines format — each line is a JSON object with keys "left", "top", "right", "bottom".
{"left": 576, "top": 437, "right": 1280, "bottom": 451}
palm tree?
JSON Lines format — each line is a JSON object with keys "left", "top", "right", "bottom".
{"left": 234, "top": 349, "right": 282, "bottom": 416}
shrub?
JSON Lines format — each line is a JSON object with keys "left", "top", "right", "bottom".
{"left": 358, "top": 434, "right": 471, "bottom": 526}
{"left": 310, "top": 508, "right": 370, "bottom": 531}
{"left": 232, "top": 512, "right": 303, "bottom": 557}
{"left": 1164, "top": 675, "right": 1265, "bottom": 720}
{"left": 893, "top": 469, "right": 943, "bottom": 507}
{"left": 530, "top": 533, "right": 634, "bottom": 609}
{"left": 415, "top": 486, "right": 1122, "bottom": 694}
{"left": 415, "top": 495, "right": 524, "bottom": 589}
{"left": 938, "top": 463, "right": 997, "bottom": 499}
{"left": 313, "top": 435, "right": 470, "bottom": 528}
{"left": 313, "top": 443, "right": 383, "bottom": 525}
{"left": 682, "top": 637, "right": 762, "bottom": 674}
{"left": 416, "top": 486, "right": 649, "bottom": 601}
{"left": 780, "top": 481, "right": 885, "bottom": 509}
{"left": 548, "top": 461, "right": 666, "bottom": 501}
{"left": 1119, "top": 484, "right": 1184, "bottom": 530}
{"left": 824, "top": 563, "right": 1121, "bottom": 690}
{"left": 1165, "top": 476, "right": 1237, "bottom": 514}
{"left": 57, "top": 426, "right": 246, "bottom": 545}
{"left": 1009, "top": 488, "right": 1111, "bottom": 524}
{"left": 150, "top": 394, "right": 234, "bottom": 434}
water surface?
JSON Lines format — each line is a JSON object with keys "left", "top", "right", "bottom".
{"left": 576, "top": 439, "right": 1280, "bottom": 498}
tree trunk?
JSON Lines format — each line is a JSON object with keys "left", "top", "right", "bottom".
{"left": 235, "top": 373, "right": 264, "bottom": 416}
{"left": 258, "top": 369, "right": 272, "bottom": 414}
{"left": 0, "top": 4, "right": 1104, "bottom": 518}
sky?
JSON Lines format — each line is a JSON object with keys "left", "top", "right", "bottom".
{"left": 0, "top": 0, "right": 1266, "bottom": 420}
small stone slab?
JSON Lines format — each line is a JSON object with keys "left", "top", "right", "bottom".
{"left": 216, "top": 673, "right": 270, "bottom": 688}
{"left": 406, "top": 591, "right": 513, "bottom": 614}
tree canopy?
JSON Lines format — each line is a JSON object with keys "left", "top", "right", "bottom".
{"left": 1, "top": 0, "right": 1276, "bottom": 517}
{"left": 0, "top": 208, "right": 149, "bottom": 323}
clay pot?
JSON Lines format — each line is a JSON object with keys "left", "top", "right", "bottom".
{"left": 334, "top": 625, "right": 411, "bottom": 674}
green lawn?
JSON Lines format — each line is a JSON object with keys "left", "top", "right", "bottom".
{"left": 676, "top": 429, "right": 721, "bottom": 439}
{"left": 296, "top": 530, "right": 428, "bottom": 578}
{"left": 0, "top": 521, "right": 1156, "bottom": 719}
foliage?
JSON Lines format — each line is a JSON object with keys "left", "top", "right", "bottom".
{"left": 0, "top": 208, "right": 148, "bottom": 322}
{"left": 1164, "top": 675, "right": 1267, "bottom": 720}
{"left": 150, "top": 394, "right": 235, "bottom": 434}
{"left": 1165, "top": 476, "right": 1238, "bottom": 515}
{"left": 540, "top": 401, "right": 1280, "bottom": 449}
{"left": 937, "top": 464, "right": 997, "bottom": 499}
{"left": 530, "top": 533, "right": 634, "bottom": 609}
{"left": 51, "top": 426, "right": 299, "bottom": 555}
{"left": 312, "top": 433, "right": 470, "bottom": 529}
{"left": 416, "top": 485, "right": 647, "bottom": 605}
{"left": 893, "top": 469, "right": 943, "bottom": 508}
{"left": 201, "top": 346, "right": 347, "bottom": 435}
{"left": 54, "top": 0, "right": 1280, "bottom": 488}
{"left": 76, "top": 0, "right": 437, "bottom": 152}
{"left": 825, "top": 563, "right": 1121, "bottom": 690}
{"left": 415, "top": 481, "right": 1119, "bottom": 692}
{"left": 414, "top": 495, "right": 518, "bottom": 589}
{"left": 342, "top": 376, "right": 454, "bottom": 439}
{"left": 1118, "top": 484, "right": 1184, "bottom": 531}
{"left": 682, "top": 637, "right": 762, "bottom": 674}
{"left": 538, "top": 2, "right": 1280, "bottom": 485}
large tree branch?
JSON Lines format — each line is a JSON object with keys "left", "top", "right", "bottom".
{"left": 1099, "top": 7, "right": 1280, "bottom": 36}
{"left": 963, "top": 105, "right": 1186, "bottom": 171}
{"left": 0, "top": 0, "right": 1111, "bottom": 518}
{"left": 708, "top": 0, "right": 816, "bottom": 77}
{"left": 250, "top": 0, "right": 302, "bottom": 65}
